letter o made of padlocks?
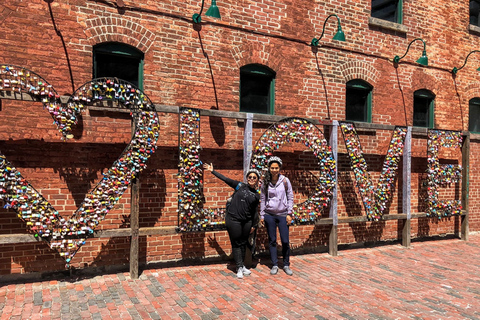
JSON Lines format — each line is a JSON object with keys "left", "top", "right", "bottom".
{"left": 250, "top": 117, "right": 336, "bottom": 223}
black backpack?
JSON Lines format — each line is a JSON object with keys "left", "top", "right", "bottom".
{"left": 226, "top": 182, "right": 241, "bottom": 212}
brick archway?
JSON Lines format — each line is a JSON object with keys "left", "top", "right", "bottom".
{"left": 338, "top": 60, "right": 380, "bottom": 85}
{"left": 463, "top": 81, "right": 480, "bottom": 102}
{"left": 84, "top": 17, "right": 155, "bottom": 53}
{"left": 230, "top": 42, "right": 284, "bottom": 72}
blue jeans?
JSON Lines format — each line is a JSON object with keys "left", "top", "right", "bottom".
{"left": 264, "top": 214, "right": 290, "bottom": 267}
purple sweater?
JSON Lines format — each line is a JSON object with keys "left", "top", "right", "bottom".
{"left": 260, "top": 175, "right": 293, "bottom": 219}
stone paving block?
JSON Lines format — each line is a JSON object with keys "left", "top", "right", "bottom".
{"left": 4, "top": 235, "right": 480, "bottom": 319}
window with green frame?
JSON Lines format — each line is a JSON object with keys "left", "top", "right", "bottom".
{"left": 371, "top": 0, "right": 403, "bottom": 24}
{"left": 240, "top": 64, "right": 276, "bottom": 114}
{"left": 345, "top": 79, "right": 372, "bottom": 123}
{"left": 93, "top": 42, "right": 144, "bottom": 89}
{"left": 471, "top": 0, "right": 480, "bottom": 26}
{"left": 469, "top": 98, "right": 480, "bottom": 132}
{"left": 413, "top": 89, "right": 435, "bottom": 128}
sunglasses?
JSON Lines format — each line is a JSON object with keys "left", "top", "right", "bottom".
{"left": 247, "top": 175, "right": 258, "bottom": 180}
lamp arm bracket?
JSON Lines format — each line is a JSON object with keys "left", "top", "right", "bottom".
{"left": 193, "top": 0, "right": 206, "bottom": 23}
{"left": 311, "top": 14, "right": 341, "bottom": 46}
{"left": 453, "top": 50, "right": 480, "bottom": 74}
{"left": 396, "top": 38, "right": 426, "bottom": 61}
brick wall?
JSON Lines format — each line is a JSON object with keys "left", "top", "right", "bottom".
{"left": 0, "top": 0, "right": 479, "bottom": 275}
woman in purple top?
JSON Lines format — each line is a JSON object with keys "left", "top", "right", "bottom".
{"left": 260, "top": 156, "right": 294, "bottom": 276}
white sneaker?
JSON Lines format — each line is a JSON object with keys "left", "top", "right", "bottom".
{"left": 241, "top": 266, "right": 251, "bottom": 275}
{"left": 270, "top": 266, "right": 279, "bottom": 275}
{"left": 237, "top": 268, "right": 244, "bottom": 279}
{"left": 283, "top": 266, "right": 293, "bottom": 276}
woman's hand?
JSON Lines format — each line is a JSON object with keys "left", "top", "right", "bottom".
{"left": 203, "top": 163, "right": 214, "bottom": 172}
{"left": 286, "top": 215, "right": 293, "bottom": 225}
{"left": 259, "top": 218, "right": 265, "bottom": 228}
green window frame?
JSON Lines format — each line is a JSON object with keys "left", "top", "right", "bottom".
{"left": 371, "top": 0, "right": 403, "bottom": 24}
{"left": 346, "top": 79, "right": 372, "bottom": 123}
{"left": 469, "top": 98, "right": 480, "bottom": 133}
{"left": 93, "top": 42, "right": 144, "bottom": 90}
{"left": 471, "top": 0, "right": 480, "bottom": 26}
{"left": 413, "top": 89, "right": 435, "bottom": 128}
{"left": 240, "top": 64, "right": 276, "bottom": 114}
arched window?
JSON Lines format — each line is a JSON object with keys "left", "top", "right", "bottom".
{"left": 93, "top": 42, "right": 144, "bottom": 89}
{"left": 240, "top": 64, "right": 276, "bottom": 114}
{"left": 469, "top": 97, "right": 480, "bottom": 133}
{"left": 371, "top": 0, "right": 403, "bottom": 24}
{"left": 346, "top": 79, "right": 372, "bottom": 122}
{"left": 413, "top": 89, "right": 435, "bottom": 128}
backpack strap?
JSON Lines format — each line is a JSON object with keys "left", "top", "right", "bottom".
{"left": 264, "top": 183, "right": 269, "bottom": 202}
{"left": 226, "top": 182, "right": 242, "bottom": 211}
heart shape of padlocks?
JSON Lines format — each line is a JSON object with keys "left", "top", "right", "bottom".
{"left": 0, "top": 65, "right": 159, "bottom": 266}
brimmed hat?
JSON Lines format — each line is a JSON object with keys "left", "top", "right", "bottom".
{"left": 246, "top": 168, "right": 261, "bottom": 179}
{"left": 267, "top": 156, "right": 283, "bottom": 167}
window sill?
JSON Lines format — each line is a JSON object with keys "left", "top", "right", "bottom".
{"left": 470, "top": 132, "right": 480, "bottom": 142}
{"left": 469, "top": 24, "right": 480, "bottom": 35}
{"left": 369, "top": 17, "right": 408, "bottom": 34}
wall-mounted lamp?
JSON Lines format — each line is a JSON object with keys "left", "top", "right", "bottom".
{"left": 393, "top": 38, "right": 428, "bottom": 66}
{"left": 452, "top": 50, "right": 480, "bottom": 75}
{"left": 311, "top": 14, "right": 346, "bottom": 47}
{"left": 192, "top": 0, "right": 221, "bottom": 24}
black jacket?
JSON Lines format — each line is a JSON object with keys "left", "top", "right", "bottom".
{"left": 212, "top": 170, "right": 260, "bottom": 222}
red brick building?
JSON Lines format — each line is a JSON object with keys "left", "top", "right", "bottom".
{"left": 0, "top": 0, "right": 479, "bottom": 277}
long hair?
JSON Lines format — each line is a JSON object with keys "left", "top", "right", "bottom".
{"left": 262, "top": 170, "right": 272, "bottom": 191}
{"left": 263, "top": 159, "right": 282, "bottom": 194}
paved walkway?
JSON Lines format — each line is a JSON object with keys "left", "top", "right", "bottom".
{"left": 2, "top": 234, "right": 480, "bottom": 320}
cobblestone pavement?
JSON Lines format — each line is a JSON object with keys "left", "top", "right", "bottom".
{"left": 2, "top": 234, "right": 480, "bottom": 319}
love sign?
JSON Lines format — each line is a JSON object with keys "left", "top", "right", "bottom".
{"left": 0, "top": 63, "right": 465, "bottom": 268}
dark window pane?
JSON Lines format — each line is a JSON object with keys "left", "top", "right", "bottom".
{"left": 93, "top": 43, "right": 143, "bottom": 88}
{"left": 413, "top": 90, "right": 434, "bottom": 128}
{"left": 346, "top": 80, "right": 371, "bottom": 122}
{"left": 372, "top": 0, "right": 400, "bottom": 23}
{"left": 413, "top": 98, "right": 429, "bottom": 127}
{"left": 240, "top": 65, "right": 275, "bottom": 114}
{"left": 470, "top": 0, "right": 480, "bottom": 26}
{"left": 346, "top": 88, "right": 368, "bottom": 121}
{"left": 469, "top": 98, "right": 480, "bottom": 132}
{"left": 95, "top": 53, "right": 140, "bottom": 87}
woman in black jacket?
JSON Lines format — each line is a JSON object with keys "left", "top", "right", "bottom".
{"left": 204, "top": 163, "right": 261, "bottom": 279}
